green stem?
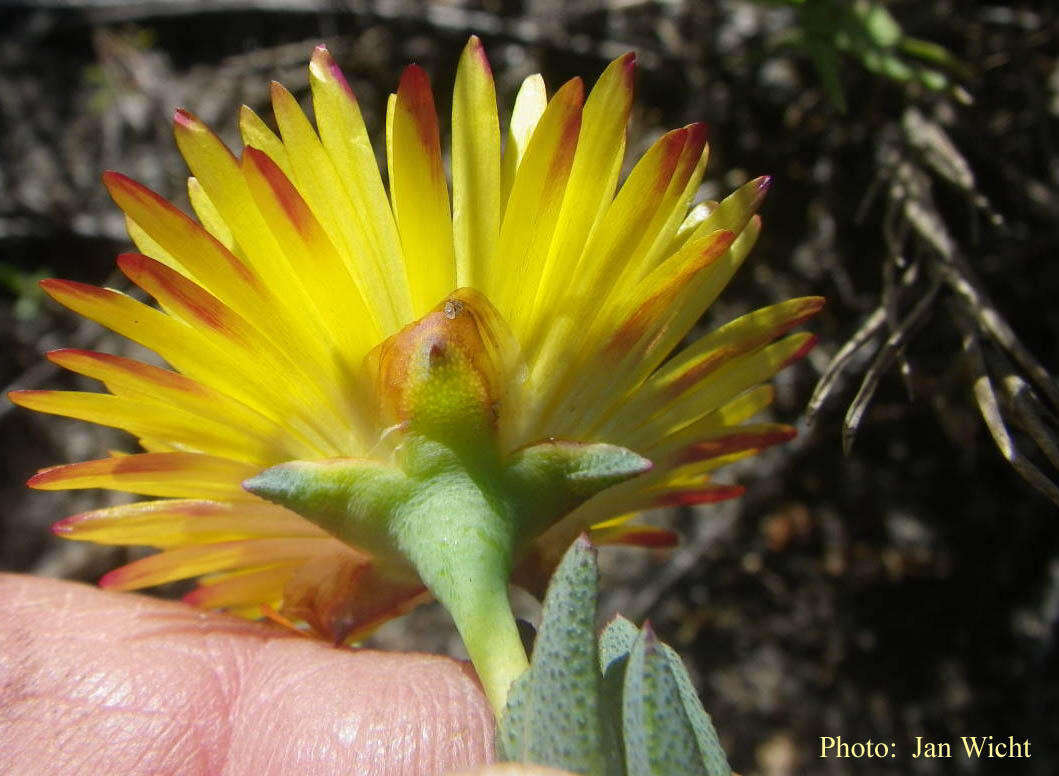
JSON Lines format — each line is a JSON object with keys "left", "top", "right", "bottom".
{"left": 450, "top": 579, "right": 530, "bottom": 716}
{"left": 390, "top": 438, "right": 529, "bottom": 715}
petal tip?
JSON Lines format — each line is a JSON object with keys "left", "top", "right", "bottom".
{"left": 399, "top": 63, "right": 431, "bottom": 93}
{"left": 51, "top": 516, "right": 77, "bottom": 536}
{"left": 97, "top": 568, "right": 124, "bottom": 589}
{"left": 173, "top": 108, "right": 202, "bottom": 131}
{"left": 7, "top": 389, "right": 41, "bottom": 409}
{"left": 182, "top": 587, "right": 206, "bottom": 606}
{"left": 784, "top": 334, "right": 818, "bottom": 367}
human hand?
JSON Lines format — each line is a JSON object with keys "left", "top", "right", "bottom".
{"left": 0, "top": 573, "right": 565, "bottom": 775}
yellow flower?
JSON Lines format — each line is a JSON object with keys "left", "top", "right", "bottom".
{"left": 12, "top": 37, "right": 819, "bottom": 713}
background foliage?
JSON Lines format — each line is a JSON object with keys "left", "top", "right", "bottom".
{"left": 2, "top": 1, "right": 1057, "bottom": 773}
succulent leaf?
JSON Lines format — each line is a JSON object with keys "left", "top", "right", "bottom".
{"left": 500, "top": 539, "right": 731, "bottom": 776}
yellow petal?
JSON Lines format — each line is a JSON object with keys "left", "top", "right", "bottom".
{"left": 103, "top": 171, "right": 271, "bottom": 320}
{"left": 116, "top": 253, "right": 356, "bottom": 452}
{"left": 500, "top": 74, "right": 547, "bottom": 209}
{"left": 309, "top": 46, "right": 412, "bottom": 331}
{"left": 529, "top": 53, "right": 635, "bottom": 338}
{"left": 184, "top": 563, "right": 302, "bottom": 609}
{"left": 187, "top": 177, "right": 238, "bottom": 253}
{"left": 270, "top": 81, "right": 403, "bottom": 337}
{"left": 27, "top": 452, "right": 259, "bottom": 500}
{"left": 9, "top": 389, "right": 275, "bottom": 464}
{"left": 588, "top": 522, "right": 678, "bottom": 549}
{"left": 623, "top": 332, "right": 817, "bottom": 450}
{"left": 690, "top": 175, "right": 772, "bottom": 240}
{"left": 538, "top": 229, "right": 737, "bottom": 439}
{"left": 53, "top": 498, "right": 325, "bottom": 547}
{"left": 124, "top": 215, "right": 182, "bottom": 271}
{"left": 99, "top": 536, "right": 332, "bottom": 590}
{"left": 602, "top": 296, "right": 825, "bottom": 433}
{"left": 45, "top": 349, "right": 314, "bottom": 460}
{"left": 451, "top": 36, "right": 501, "bottom": 288}
{"left": 172, "top": 109, "right": 336, "bottom": 350}
{"left": 642, "top": 385, "right": 777, "bottom": 460}
{"left": 37, "top": 279, "right": 336, "bottom": 455}
{"left": 238, "top": 104, "right": 293, "bottom": 179}
{"left": 241, "top": 146, "right": 380, "bottom": 376}
{"left": 488, "top": 77, "right": 584, "bottom": 335}
{"left": 387, "top": 65, "right": 455, "bottom": 316}
{"left": 558, "top": 126, "right": 700, "bottom": 312}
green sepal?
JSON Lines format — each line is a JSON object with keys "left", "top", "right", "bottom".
{"left": 497, "top": 535, "right": 610, "bottom": 774}
{"left": 505, "top": 440, "right": 652, "bottom": 540}
{"left": 242, "top": 458, "right": 409, "bottom": 556}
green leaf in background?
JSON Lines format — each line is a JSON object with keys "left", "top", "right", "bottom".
{"left": 0, "top": 263, "right": 51, "bottom": 321}
{"left": 499, "top": 538, "right": 732, "bottom": 775}
{"left": 761, "top": 0, "right": 972, "bottom": 111}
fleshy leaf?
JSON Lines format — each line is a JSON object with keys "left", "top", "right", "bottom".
{"left": 497, "top": 535, "right": 608, "bottom": 774}
{"left": 654, "top": 640, "right": 730, "bottom": 776}
{"left": 599, "top": 614, "right": 639, "bottom": 674}
{"left": 500, "top": 541, "right": 732, "bottom": 775}
{"left": 621, "top": 622, "right": 731, "bottom": 776}
{"left": 623, "top": 625, "right": 708, "bottom": 776}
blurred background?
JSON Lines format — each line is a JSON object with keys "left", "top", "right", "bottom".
{"left": 2, "top": 1, "right": 1058, "bottom": 773}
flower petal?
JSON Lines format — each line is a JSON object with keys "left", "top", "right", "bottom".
{"left": 597, "top": 297, "right": 825, "bottom": 437}
{"left": 27, "top": 452, "right": 259, "bottom": 500}
{"left": 53, "top": 498, "right": 324, "bottom": 547}
{"left": 280, "top": 552, "right": 429, "bottom": 643}
{"left": 183, "top": 563, "right": 301, "bottom": 609}
{"left": 529, "top": 53, "right": 635, "bottom": 336}
{"left": 626, "top": 332, "right": 818, "bottom": 450}
{"left": 172, "top": 109, "right": 336, "bottom": 347}
{"left": 37, "top": 279, "right": 336, "bottom": 454}
{"left": 500, "top": 73, "right": 548, "bottom": 207}
{"left": 452, "top": 36, "right": 501, "bottom": 289}
{"left": 589, "top": 522, "right": 679, "bottom": 549}
{"left": 187, "top": 177, "right": 238, "bottom": 253}
{"left": 241, "top": 146, "right": 381, "bottom": 369}
{"left": 239, "top": 104, "right": 293, "bottom": 180}
{"left": 99, "top": 537, "right": 332, "bottom": 591}
{"left": 387, "top": 65, "right": 455, "bottom": 316}
{"left": 669, "top": 424, "right": 797, "bottom": 466}
{"left": 270, "top": 81, "right": 404, "bottom": 338}
{"left": 9, "top": 389, "right": 273, "bottom": 464}
{"left": 116, "top": 253, "right": 358, "bottom": 451}
{"left": 489, "top": 77, "right": 584, "bottom": 336}
{"left": 541, "top": 229, "right": 736, "bottom": 439}
{"left": 103, "top": 171, "right": 269, "bottom": 317}
{"left": 309, "top": 45, "right": 412, "bottom": 331}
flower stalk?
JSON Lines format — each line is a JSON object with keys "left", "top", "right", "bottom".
{"left": 388, "top": 438, "right": 528, "bottom": 714}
